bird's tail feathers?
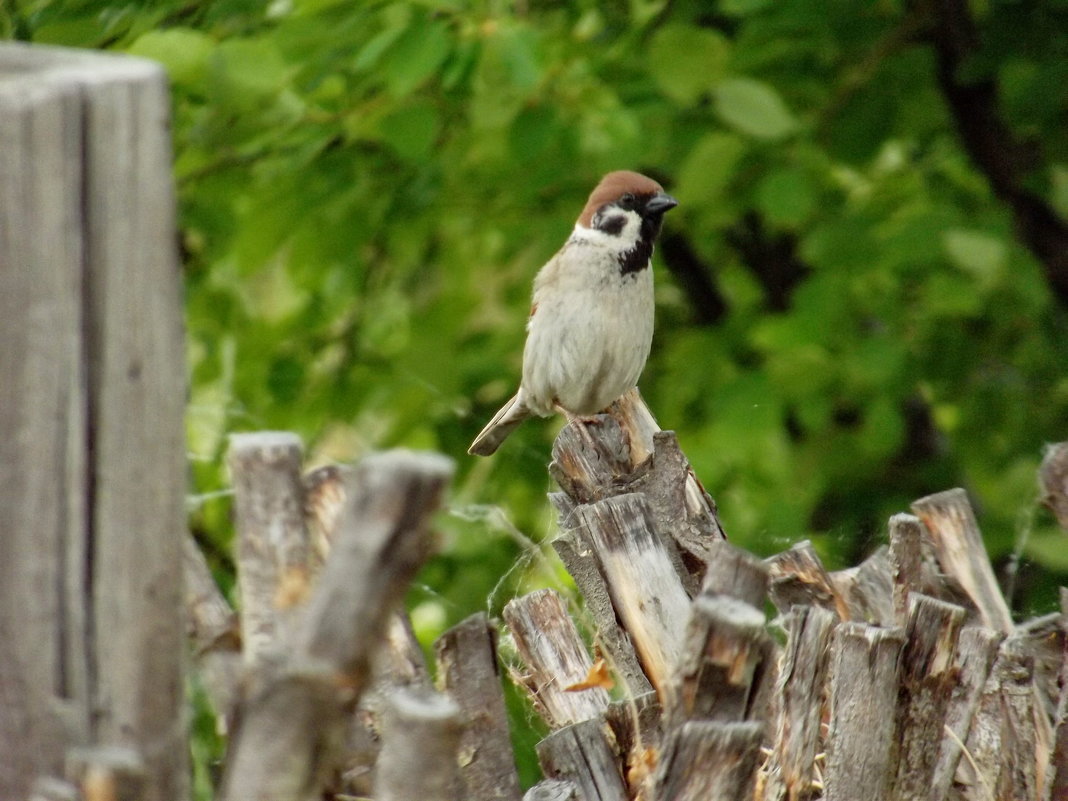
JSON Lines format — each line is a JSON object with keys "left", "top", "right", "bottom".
{"left": 468, "top": 391, "right": 531, "bottom": 456}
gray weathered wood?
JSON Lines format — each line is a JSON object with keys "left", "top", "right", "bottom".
{"left": 651, "top": 720, "right": 764, "bottom": 801}
{"left": 549, "top": 388, "right": 725, "bottom": 590}
{"left": 911, "top": 489, "right": 1014, "bottom": 633}
{"left": 764, "top": 605, "right": 838, "bottom": 801}
{"left": 221, "top": 674, "right": 344, "bottom": 801}
{"left": 700, "top": 540, "right": 770, "bottom": 609}
{"left": 766, "top": 540, "right": 845, "bottom": 618}
{"left": 228, "top": 431, "right": 310, "bottom": 668}
{"left": 825, "top": 622, "right": 905, "bottom": 801}
{"left": 664, "top": 595, "right": 769, "bottom": 727}
{"left": 523, "top": 779, "right": 577, "bottom": 801}
{"left": 374, "top": 688, "right": 462, "bottom": 801}
{"left": 551, "top": 533, "right": 653, "bottom": 697}
{"left": 551, "top": 422, "right": 696, "bottom": 595}
{"left": 66, "top": 747, "right": 146, "bottom": 801}
{"left": 1039, "top": 442, "right": 1068, "bottom": 530}
{"left": 435, "top": 613, "right": 522, "bottom": 801}
{"left": 503, "top": 589, "right": 610, "bottom": 728}
{"left": 0, "top": 56, "right": 89, "bottom": 801}
{"left": 605, "top": 388, "right": 727, "bottom": 544}
{"left": 219, "top": 450, "right": 453, "bottom": 801}
{"left": 28, "top": 777, "right": 80, "bottom": 801}
{"left": 890, "top": 595, "right": 966, "bottom": 801}
{"left": 537, "top": 719, "right": 629, "bottom": 801}
{"left": 605, "top": 691, "right": 663, "bottom": 783}
{"left": 182, "top": 533, "right": 241, "bottom": 732}
{"left": 888, "top": 513, "right": 925, "bottom": 626}
{"left": 291, "top": 450, "right": 452, "bottom": 678}
{"left": 830, "top": 546, "right": 895, "bottom": 625}
{"left": 960, "top": 636, "right": 1040, "bottom": 801}
{"left": 78, "top": 52, "right": 188, "bottom": 801}
{"left": 1044, "top": 588, "right": 1068, "bottom": 801}
{"left": 293, "top": 459, "right": 432, "bottom": 796}
{"left": 341, "top": 611, "right": 432, "bottom": 795}
{"left": 0, "top": 42, "right": 186, "bottom": 801}
{"left": 570, "top": 494, "right": 692, "bottom": 701}
{"left": 930, "top": 625, "right": 1004, "bottom": 800}
{"left": 1016, "top": 611, "right": 1065, "bottom": 721}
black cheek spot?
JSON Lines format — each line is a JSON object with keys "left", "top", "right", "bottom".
{"left": 599, "top": 215, "right": 627, "bottom": 236}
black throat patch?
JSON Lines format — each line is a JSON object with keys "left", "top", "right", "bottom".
{"left": 618, "top": 237, "right": 654, "bottom": 276}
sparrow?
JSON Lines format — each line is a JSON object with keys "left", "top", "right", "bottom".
{"left": 468, "top": 170, "right": 678, "bottom": 456}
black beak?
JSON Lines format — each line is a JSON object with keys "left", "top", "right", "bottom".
{"left": 644, "top": 193, "right": 678, "bottom": 216}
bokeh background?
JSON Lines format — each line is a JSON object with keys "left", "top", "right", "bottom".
{"left": 9, "top": 0, "right": 1067, "bottom": 790}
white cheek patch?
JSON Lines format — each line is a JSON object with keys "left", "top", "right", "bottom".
{"left": 573, "top": 211, "right": 643, "bottom": 251}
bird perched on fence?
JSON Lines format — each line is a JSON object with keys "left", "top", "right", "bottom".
{"left": 468, "top": 170, "right": 678, "bottom": 456}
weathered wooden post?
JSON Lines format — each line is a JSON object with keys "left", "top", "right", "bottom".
{"left": 0, "top": 43, "right": 187, "bottom": 801}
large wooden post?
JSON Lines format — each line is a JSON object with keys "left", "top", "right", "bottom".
{"left": 0, "top": 43, "right": 187, "bottom": 801}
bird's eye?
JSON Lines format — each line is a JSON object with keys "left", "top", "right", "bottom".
{"left": 619, "top": 193, "right": 636, "bottom": 209}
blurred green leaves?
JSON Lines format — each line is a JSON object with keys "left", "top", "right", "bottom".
{"left": 714, "top": 77, "right": 797, "bottom": 140}
{"left": 647, "top": 24, "right": 730, "bottom": 104}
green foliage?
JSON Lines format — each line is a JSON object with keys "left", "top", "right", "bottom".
{"left": 10, "top": 0, "right": 1068, "bottom": 789}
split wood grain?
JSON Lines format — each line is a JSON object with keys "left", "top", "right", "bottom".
{"left": 890, "top": 594, "right": 966, "bottom": 801}
{"left": 664, "top": 595, "right": 769, "bottom": 727}
{"left": 219, "top": 450, "right": 453, "bottom": 801}
{"left": 830, "top": 546, "right": 895, "bottom": 625}
{"left": 605, "top": 691, "right": 663, "bottom": 783}
{"left": 374, "top": 687, "right": 463, "bottom": 801}
{"left": 536, "top": 719, "right": 629, "bottom": 801}
{"left": 930, "top": 625, "right": 1004, "bottom": 800}
{"left": 1017, "top": 610, "right": 1066, "bottom": 720}
{"left": 1038, "top": 442, "right": 1068, "bottom": 530}
{"left": 911, "top": 488, "right": 1014, "bottom": 633}
{"left": 551, "top": 533, "right": 653, "bottom": 697}
{"left": 228, "top": 431, "right": 311, "bottom": 668}
{"left": 435, "top": 613, "right": 522, "bottom": 801}
{"left": 606, "top": 388, "right": 726, "bottom": 544}
{"left": 550, "top": 421, "right": 695, "bottom": 595}
{"left": 1043, "top": 588, "right": 1068, "bottom": 801}
{"left": 503, "top": 589, "right": 610, "bottom": 728}
{"left": 766, "top": 540, "right": 845, "bottom": 619}
{"left": 78, "top": 58, "right": 189, "bottom": 801}
{"left": 550, "top": 388, "right": 725, "bottom": 589}
{"left": 571, "top": 494, "right": 692, "bottom": 700}
{"left": 700, "top": 540, "right": 770, "bottom": 609}
{"left": 182, "top": 533, "right": 241, "bottom": 731}
{"left": 888, "top": 513, "right": 925, "bottom": 626}
{"left": 764, "top": 604, "right": 838, "bottom": 801}
{"left": 961, "top": 636, "right": 1040, "bottom": 801}
{"left": 651, "top": 720, "right": 764, "bottom": 801}
{"left": 302, "top": 462, "right": 352, "bottom": 564}
{"left": 824, "top": 622, "right": 906, "bottom": 801}
{"left": 523, "top": 779, "right": 577, "bottom": 801}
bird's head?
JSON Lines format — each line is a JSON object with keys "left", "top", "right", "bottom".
{"left": 577, "top": 170, "right": 678, "bottom": 245}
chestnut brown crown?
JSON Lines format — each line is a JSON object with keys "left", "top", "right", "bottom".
{"left": 577, "top": 171, "right": 666, "bottom": 228}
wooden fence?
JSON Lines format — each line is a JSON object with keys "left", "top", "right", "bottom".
{"left": 3, "top": 41, "right": 1068, "bottom": 801}
{"left": 0, "top": 44, "right": 186, "bottom": 801}
{"left": 190, "top": 392, "right": 1067, "bottom": 801}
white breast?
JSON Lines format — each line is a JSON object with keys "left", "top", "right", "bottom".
{"left": 520, "top": 226, "right": 655, "bottom": 417}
